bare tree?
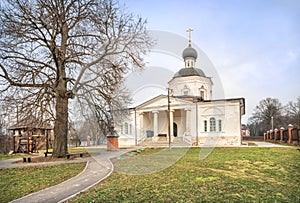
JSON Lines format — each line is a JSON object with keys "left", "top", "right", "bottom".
{"left": 0, "top": 98, "right": 16, "bottom": 135}
{"left": 0, "top": 0, "right": 153, "bottom": 157}
{"left": 248, "top": 98, "right": 284, "bottom": 135}
{"left": 0, "top": 115, "right": 5, "bottom": 135}
{"left": 285, "top": 96, "right": 300, "bottom": 128}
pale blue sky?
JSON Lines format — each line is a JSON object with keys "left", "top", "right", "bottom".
{"left": 121, "top": 0, "right": 300, "bottom": 123}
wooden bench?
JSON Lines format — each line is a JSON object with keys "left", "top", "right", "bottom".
{"left": 44, "top": 152, "right": 53, "bottom": 157}
{"left": 66, "top": 152, "right": 84, "bottom": 159}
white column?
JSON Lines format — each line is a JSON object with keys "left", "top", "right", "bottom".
{"left": 152, "top": 111, "right": 159, "bottom": 137}
{"left": 185, "top": 109, "right": 191, "bottom": 136}
{"left": 170, "top": 110, "right": 174, "bottom": 137}
{"left": 139, "top": 112, "right": 144, "bottom": 138}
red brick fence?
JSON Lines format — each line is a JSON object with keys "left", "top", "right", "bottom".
{"left": 264, "top": 124, "right": 300, "bottom": 145}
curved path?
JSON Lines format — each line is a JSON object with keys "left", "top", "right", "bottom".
{"left": 5, "top": 149, "right": 129, "bottom": 203}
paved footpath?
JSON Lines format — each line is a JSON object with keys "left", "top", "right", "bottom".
{"left": 242, "top": 141, "right": 294, "bottom": 147}
{"left": 2, "top": 149, "right": 131, "bottom": 203}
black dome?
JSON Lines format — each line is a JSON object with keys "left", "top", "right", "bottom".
{"left": 173, "top": 68, "right": 206, "bottom": 78}
{"left": 182, "top": 45, "right": 198, "bottom": 59}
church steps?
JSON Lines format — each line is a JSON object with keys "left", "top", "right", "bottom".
{"left": 138, "top": 137, "right": 191, "bottom": 148}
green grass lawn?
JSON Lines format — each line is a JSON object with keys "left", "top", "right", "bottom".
{"left": 72, "top": 147, "right": 300, "bottom": 202}
{"left": 0, "top": 147, "right": 87, "bottom": 160}
{"left": 0, "top": 153, "right": 26, "bottom": 160}
{"left": 38, "top": 146, "right": 88, "bottom": 154}
{"left": 0, "top": 162, "right": 86, "bottom": 202}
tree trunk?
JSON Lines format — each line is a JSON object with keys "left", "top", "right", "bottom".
{"left": 53, "top": 95, "right": 68, "bottom": 157}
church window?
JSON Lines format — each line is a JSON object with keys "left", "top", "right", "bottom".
{"left": 120, "top": 125, "right": 123, "bottom": 134}
{"left": 204, "top": 120, "right": 207, "bottom": 132}
{"left": 200, "top": 91, "right": 205, "bottom": 100}
{"left": 125, "top": 122, "right": 128, "bottom": 134}
{"left": 210, "top": 117, "right": 216, "bottom": 132}
{"left": 218, "top": 120, "right": 222, "bottom": 132}
{"left": 129, "top": 124, "right": 132, "bottom": 134}
{"left": 182, "top": 85, "right": 189, "bottom": 96}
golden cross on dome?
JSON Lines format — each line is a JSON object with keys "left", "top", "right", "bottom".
{"left": 186, "top": 28, "right": 193, "bottom": 45}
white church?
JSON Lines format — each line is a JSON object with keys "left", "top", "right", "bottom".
{"left": 116, "top": 33, "right": 245, "bottom": 147}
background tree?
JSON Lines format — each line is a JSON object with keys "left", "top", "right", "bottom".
{"left": 284, "top": 96, "right": 300, "bottom": 128}
{"left": 0, "top": 0, "right": 153, "bottom": 157}
{"left": 248, "top": 98, "right": 283, "bottom": 135}
{"left": 0, "top": 98, "right": 18, "bottom": 136}
{"left": 0, "top": 114, "right": 6, "bottom": 135}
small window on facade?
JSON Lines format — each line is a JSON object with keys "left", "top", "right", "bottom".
{"left": 210, "top": 117, "right": 216, "bottom": 132}
{"left": 125, "top": 122, "right": 129, "bottom": 134}
{"left": 218, "top": 120, "right": 222, "bottom": 132}
{"left": 184, "top": 91, "right": 188, "bottom": 95}
{"left": 129, "top": 124, "right": 132, "bottom": 134}
{"left": 120, "top": 125, "right": 123, "bottom": 134}
{"left": 200, "top": 91, "right": 205, "bottom": 100}
{"left": 204, "top": 120, "right": 207, "bottom": 132}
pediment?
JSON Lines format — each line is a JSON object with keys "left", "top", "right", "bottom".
{"left": 135, "top": 94, "right": 192, "bottom": 110}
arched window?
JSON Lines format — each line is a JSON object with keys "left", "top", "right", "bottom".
{"left": 204, "top": 120, "right": 207, "bottom": 132}
{"left": 200, "top": 91, "right": 205, "bottom": 100}
{"left": 125, "top": 122, "right": 128, "bottom": 134}
{"left": 210, "top": 117, "right": 216, "bottom": 132}
{"left": 199, "top": 86, "right": 206, "bottom": 100}
{"left": 182, "top": 85, "right": 189, "bottom": 96}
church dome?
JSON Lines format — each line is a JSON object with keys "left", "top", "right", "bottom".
{"left": 173, "top": 67, "right": 206, "bottom": 78}
{"left": 182, "top": 45, "right": 198, "bottom": 59}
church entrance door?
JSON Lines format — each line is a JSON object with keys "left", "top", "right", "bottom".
{"left": 173, "top": 123, "right": 178, "bottom": 137}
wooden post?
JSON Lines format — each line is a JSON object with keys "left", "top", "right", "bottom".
{"left": 46, "top": 130, "right": 49, "bottom": 154}
{"left": 264, "top": 132, "right": 267, "bottom": 141}
{"left": 27, "top": 136, "right": 29, "bottom": 154}
{"left": 13, "top": 136, "right": 16, "bottom": 153}
{"left": 29, "top": 138, "right": 32, "bottom": 153}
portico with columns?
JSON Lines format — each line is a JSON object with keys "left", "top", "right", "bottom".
{"left": 132, "top": 95, "right": 194, "bottom": 142}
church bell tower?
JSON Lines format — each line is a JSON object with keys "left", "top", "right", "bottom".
{"left": 168, "top": 29, "right": 213, "bottom": 100}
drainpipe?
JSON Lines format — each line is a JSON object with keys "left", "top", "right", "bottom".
{"left": 135, "top": 108, "right": 137, "bottom": 146}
